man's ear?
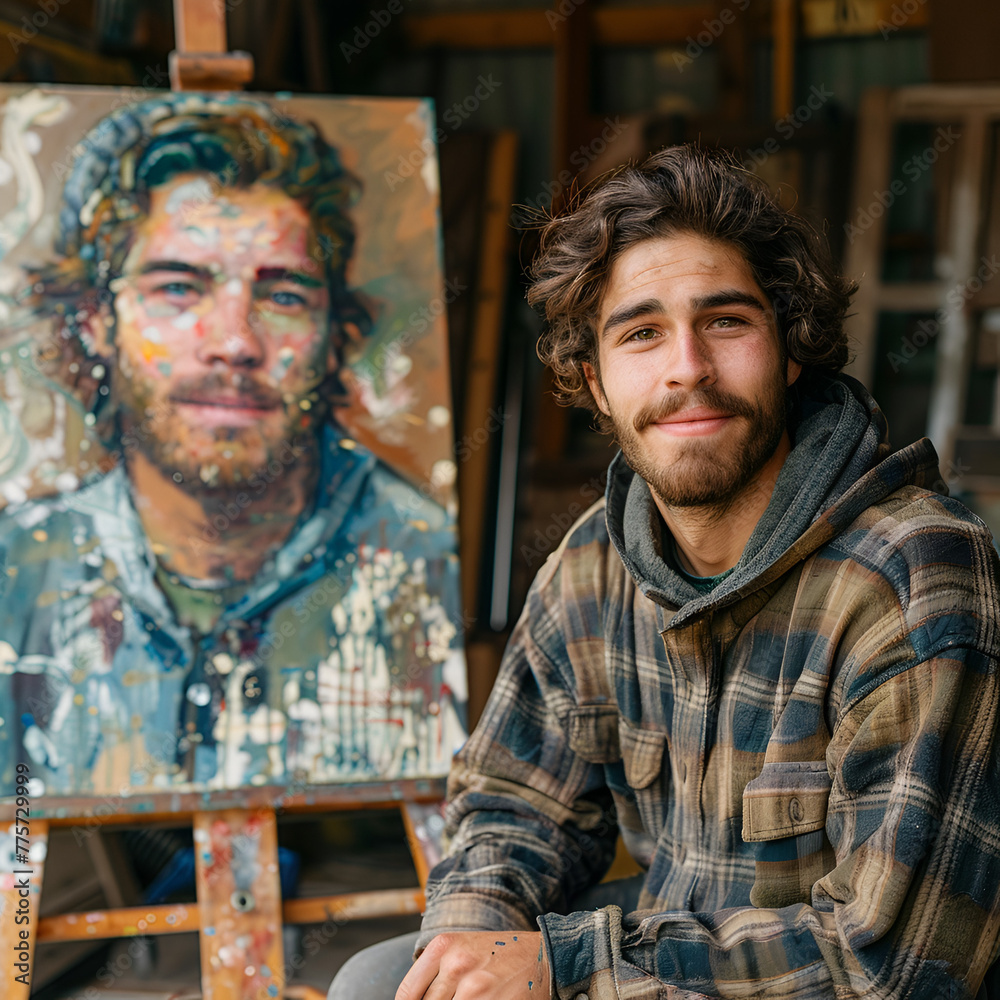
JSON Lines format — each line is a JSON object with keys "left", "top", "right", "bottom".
{"left": 79, "top": 300, "right": 115, "bottom": 363}
{"left": 329, "top": 321, "right": 367, "bottom": 373}
{"left": 786, "top": 356, "right": 802, "bottom": 387}
{"left": 326, "top": 333, "right": 341, "bottom": 376}
{"left": 582, "top": 361, "right": 610, "bottom": 416}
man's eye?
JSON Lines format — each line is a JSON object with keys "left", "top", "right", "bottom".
{"left": 155, "top": 281, "right": 201, "bottom": 298}
{"left": 267, "top": 289, "right": 308, "bottom": 308}
{"left": 629, "top": 327, "right": 658, "bottom": 342}
{"left": 711, "top": 316, "right": 746, "bottom": 329}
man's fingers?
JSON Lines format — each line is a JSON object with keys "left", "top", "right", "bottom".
{"left": 420, "top": 975, "right": 457, "bottom": 1000}
{"left": 396, "top": 936, "right": 451, "bottom": 1000}
{"left": 396, "top": 951, "right": 439, "bottom": 1000}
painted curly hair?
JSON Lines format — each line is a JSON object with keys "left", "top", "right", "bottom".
{"left": 26, "top": 92, "right": 368, "bottom": 424}
{"left": 528, "top": 144, "right": 856, "bottom": 428}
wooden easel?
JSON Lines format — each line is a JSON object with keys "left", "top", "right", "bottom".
{"left": 0, "top": 5, "right": 452, "bottom": 997}
{"left": 2, "top": 781, "right": 446, "bottom": 998}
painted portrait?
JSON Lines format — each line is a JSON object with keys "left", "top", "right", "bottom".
{"left": 0, "top": 87, "right": 465, "bottom": 799}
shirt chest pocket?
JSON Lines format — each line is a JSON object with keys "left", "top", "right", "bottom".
{"left": 617, "top": 721, "right": 668, "bottom": 840}
{"left": 566, "top": 707, "right": 668, "bottom": 841}
{"left": 741, "top": 760, "right": 836, "bottom": 909}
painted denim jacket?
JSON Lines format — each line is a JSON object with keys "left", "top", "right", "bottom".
{"left": 0, "top": 429, "right": 465, "bottom": 797}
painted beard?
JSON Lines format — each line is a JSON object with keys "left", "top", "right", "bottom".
{"left": 607, "top": 373, "right": 789, "bottom": 511}
{"left": 114, "top": 368, "right": 327, "bottom": 491}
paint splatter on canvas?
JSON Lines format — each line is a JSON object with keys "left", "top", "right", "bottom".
{"left": 0, "top": 88, "right": 465, "bottom": 797}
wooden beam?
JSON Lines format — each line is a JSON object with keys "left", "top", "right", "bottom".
{"left": 593, "top": 4, "right": 718, "bottom": 45}
{"left": 801, "top": 0, "right": 928, "bottom": 37}
{"left": 38, "top": 902, "right": 199, "bottom": 942}
{"left": 174, "top": 0, "right": 227, "bottom": 53}
{"left": 716, "top": 0, "right": 752, "bottom": 120}
{"left": 892, "top": 84, "right": 1000, "bottom": 115}
{"left": 459, "top": 132, "right": 519, "bottom": 629}
{"left": 0, "top": 775, "right": 447, "bottom": 822}
{"left": 926, "top": 112, "right": 989, "bottom": 459}
{"left": 843, "top": 87, "right": 893, "bottom": 389}
{"left": 407, "top": 9, "right": 551, "bottom": 48}
{"left": 169, "top": 51, "right": 255, "bottom": 90}
{"left": 405, "top": 5, "right": 717, "bottom": 49}
{"left": 258, "top": 0, "right": 296, "bottom": 86}
{"left": 869, "top": 283, "right": 949, "bottom": 312}
{"left": 553, "top": 3, "right": 591, "bottom": 175}
{"left": 535, "top": 1, "right": 594, "bottom": 464}
{"left": 404, "top": 1, "right": 926, "bottom": 50}
{"left": 772, "top": 0, "right": 797, "bottom": 120}
{"left": 284, "top": 989, "right": 327, "bottom": 1000}
{"left": 194, "top": 809, "right": 284, "bottom": 1000}
{"left": 37, "top": 887, "right": 425, "bottom": 942}
{"left": 282, "top": 887, "right": 424, "bottom": 924}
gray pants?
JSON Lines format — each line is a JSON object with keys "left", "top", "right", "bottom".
{"left": 326, "top": 876, "right": 643, "bottom": 1000}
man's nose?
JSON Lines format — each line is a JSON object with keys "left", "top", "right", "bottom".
{"left": 663, "top": 327, "right": 716, "bottom": 390}
{"left": 195, "top": 280, "right": 265, "bottom": 368}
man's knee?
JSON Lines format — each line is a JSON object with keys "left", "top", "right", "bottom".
{"left": 327, "top": 930, "right": 419, "bottom": 1000}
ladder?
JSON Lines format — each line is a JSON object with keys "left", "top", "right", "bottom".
{"left": 844, "top": 84, "right": 1000, "bottom": 489}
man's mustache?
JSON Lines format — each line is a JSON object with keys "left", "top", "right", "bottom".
{"left": 632, "top": 387, "right": 759, "bottom": 432}
{"left": 168, "top": 374, "right": 284, "bottom": 409}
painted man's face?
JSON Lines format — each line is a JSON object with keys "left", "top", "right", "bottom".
{"left": 106, "top": 174, "right": 334, "bottom": 489}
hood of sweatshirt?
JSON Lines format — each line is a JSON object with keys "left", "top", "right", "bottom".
{"left": 604, "top": 374, "right": 944, "bottom": 626}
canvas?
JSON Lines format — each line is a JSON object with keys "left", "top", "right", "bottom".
{"left": 0, "top": 87, "right": 465, "bottom": 802}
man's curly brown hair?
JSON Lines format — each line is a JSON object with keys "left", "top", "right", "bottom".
{"left": 527, "top": 144, "right": 857, "bottom": 429}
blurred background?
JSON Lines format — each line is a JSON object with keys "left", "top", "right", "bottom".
{"left": 4, "top": 0, "right": 999, "bottom": 994}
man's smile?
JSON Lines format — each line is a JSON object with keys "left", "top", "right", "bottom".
{"left": 171, "top": 394, "right": 280, "bottom": 410}
{"left": 171, "top": 398, "right": 280, "bottom": 428}
{"left": 168, "top": 377, "right": 285, "bottom": 428}
{"left": 648, "top": 407, "right": 734, "bottom": 436}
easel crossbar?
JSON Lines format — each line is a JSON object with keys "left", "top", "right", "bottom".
{"left": 38, "top": 887, "right": 424, "bottom": 943}
{"left": 0, "top": 776, "right": 448, "bottom": 823}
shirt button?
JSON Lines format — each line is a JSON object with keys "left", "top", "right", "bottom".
{"left": 788, "top": 797, "right": 804, "bottom": 822}
{"left": 575, "top": 994, "right": 589, "bottom": 1000}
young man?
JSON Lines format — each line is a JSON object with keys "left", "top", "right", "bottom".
{"left": 329, "top": 145, "right": 1000, "bottom": 999}
{"left": 0, "top": 94, "right": 463, "bottom": 794}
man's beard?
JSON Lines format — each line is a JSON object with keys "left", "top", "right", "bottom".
{"left": 114, "top": 370, "right": 327, "bottom": 492}
{"left": 607, "top": 374, "right": 789, "bottom": 512}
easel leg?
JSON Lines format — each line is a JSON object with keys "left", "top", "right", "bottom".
{"left": 400, "top": 801, "right": 446, "bottom": 889}
{"left": 194, "top": 808, "right": 285, "bottom": 1000}
{"left": 1, "top": 818, "right": 48, "bottom": 999}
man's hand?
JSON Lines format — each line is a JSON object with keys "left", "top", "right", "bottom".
{"left": 396, "top": 930, "right": 549, "bottom": 1000}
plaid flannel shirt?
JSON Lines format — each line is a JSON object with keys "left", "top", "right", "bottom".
{"left": 421, "top": 428, "right": 1000, "bottom": 999}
